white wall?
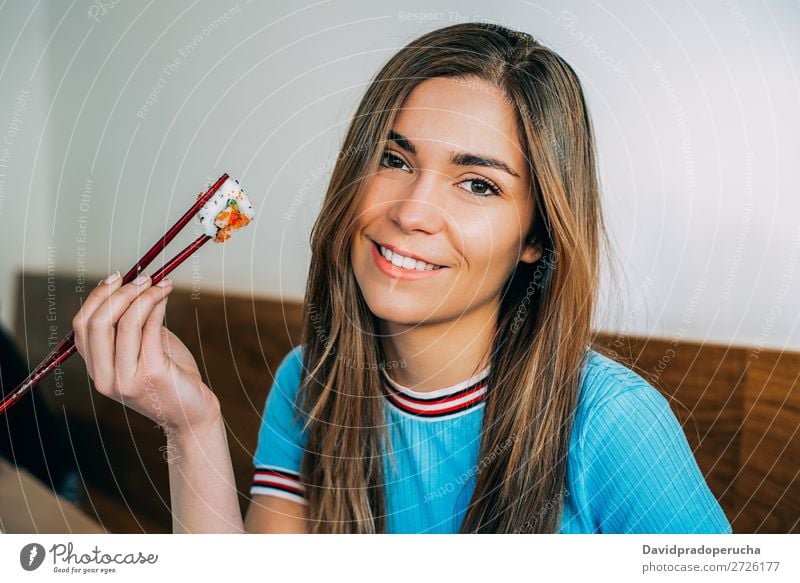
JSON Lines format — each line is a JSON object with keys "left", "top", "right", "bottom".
{"left": 0, "top": 2, "right": 53, "bottom": 341}
{"left": 1, "top": 0, "right": 798, "bottom": 350}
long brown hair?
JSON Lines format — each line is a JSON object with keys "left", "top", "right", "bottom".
{"left": 296, "top": 22, "right": 610, "bottom": 533}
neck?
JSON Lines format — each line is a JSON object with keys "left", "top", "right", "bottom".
{"left": 379, "top": 298, "right": 497, "bottom": 393}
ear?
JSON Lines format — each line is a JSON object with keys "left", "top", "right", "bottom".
{"left": 520, "top": 237, "right": 542, "bottom": 264}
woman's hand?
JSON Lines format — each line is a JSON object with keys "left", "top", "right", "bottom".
{"left": 72, "top": 271, "right": 220, "bottom": 432}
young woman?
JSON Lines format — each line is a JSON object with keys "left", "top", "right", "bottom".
{"left": 72, "top": 22, "right": 732, "bottom": 534}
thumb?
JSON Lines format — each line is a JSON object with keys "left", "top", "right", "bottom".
{"left": 140, "top": 294, "right": 170, "bottom": 371}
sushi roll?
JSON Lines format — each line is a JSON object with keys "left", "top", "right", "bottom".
{"left": 196, "top": 177, "right": 255, "bottom": 243}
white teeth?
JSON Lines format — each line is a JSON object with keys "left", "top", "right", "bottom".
{"left": 379, "top": 245, "right": 442, "bottom": 271}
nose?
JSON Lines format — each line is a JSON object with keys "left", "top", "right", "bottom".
{"left": 387, "top": 169, "right": 445, "bottom": 235}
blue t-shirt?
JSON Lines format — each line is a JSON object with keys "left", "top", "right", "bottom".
{"left": 250, "top": 345, "right": 733, "bottom": 534}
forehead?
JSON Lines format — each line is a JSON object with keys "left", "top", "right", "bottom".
{"left": 393, "top": 76, "right": 525, "bottom": 165}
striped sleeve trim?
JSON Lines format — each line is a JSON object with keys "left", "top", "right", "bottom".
{"left": 250, "top": 465, "right": 308, "bottom": 506}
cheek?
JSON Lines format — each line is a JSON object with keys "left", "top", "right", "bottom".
{"left": 355, "top": 177, "right": 394, "bottom": 222}
{"left": 460, "top": 216, "right": 521, "bottom": 277}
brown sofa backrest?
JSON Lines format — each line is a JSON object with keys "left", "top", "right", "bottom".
{"left": 14, "top": 271, "right": 799, "bottom": 533}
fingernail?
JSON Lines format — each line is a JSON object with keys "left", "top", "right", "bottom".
{"left": 133, "top": 272, "right": 150, "bottom": 285}
{"left": 103, "top": 271, "right": 120, "bottom": 285}
{"left": 155, "top": 277, "right": 172, "bottom": 288}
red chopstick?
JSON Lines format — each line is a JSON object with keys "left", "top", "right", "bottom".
{"left": 0, "top": 173, "right": 229, "bottom": 415}
{"left": 32, "top": 173, "right": 229, "bottom": 369}
{"left": 25, "top": 172, "right": 228, "bottom": 371}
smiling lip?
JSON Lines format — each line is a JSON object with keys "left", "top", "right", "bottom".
{"left": 370, "top": 239, "right": 448, "bottom": 280}
{"left": 370, "top": 239, "right": 443, "bottom": 267}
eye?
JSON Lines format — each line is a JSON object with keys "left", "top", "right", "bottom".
{"left": 380, "top": 150, "right": 411, "bottom": 172}
{"left": 458, "top": 177, "right": 502, "bottom": 197}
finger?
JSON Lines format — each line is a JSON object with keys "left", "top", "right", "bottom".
{"left": 116, "top": 279, "right": 173, "bottom": 379}
{"left": 73, "top": 271, "right": 122, "bottom": 338}
{"left": 85, "top": 273, "right": 153, "bottom": 391}
{"left": 72, "top": 271, "right": 124, "bottom": 374}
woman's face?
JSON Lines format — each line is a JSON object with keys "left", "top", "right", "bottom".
{"left": 350, "top": 75, "right": 541, "bottom": 328}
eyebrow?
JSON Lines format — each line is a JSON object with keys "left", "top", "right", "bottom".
{"left": 387, "top": 130, "right": 520, "bottom": 179}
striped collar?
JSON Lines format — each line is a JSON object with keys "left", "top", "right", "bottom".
{"left": 380, "top": 365, "right": 491, "bottom": 419}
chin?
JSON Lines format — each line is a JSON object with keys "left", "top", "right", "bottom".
{"left": 361, "top": 291, "right": 435, "bottom": 326}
